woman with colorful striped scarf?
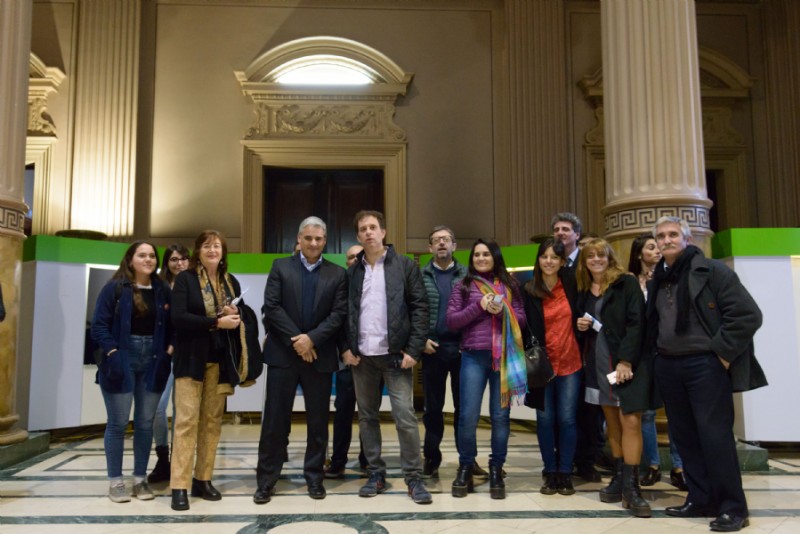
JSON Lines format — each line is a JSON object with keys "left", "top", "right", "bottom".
{"left": 446, "top": 239, "right": 527, "bottom": 500}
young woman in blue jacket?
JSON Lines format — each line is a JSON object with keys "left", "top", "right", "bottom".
{"left": 91, "top": 241, "right": 172, "bottom": 503}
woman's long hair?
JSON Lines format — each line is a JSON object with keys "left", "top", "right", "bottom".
{"left": 461, "top": 239, "right": 518, "bottom": 297}
{"left": 112, "top": 240, "right": 160, "bottom": 315}
{"left": 190, "top": 230, "right": 229, "bottom": 275}
{"left": 575, "top": 238, "right": 626, "bottom": 294}
{"left": 627, "top": 232, "right": 655, "bottom": 277}
{"left": 525, "top": 238, "right": 566, "bottom": 300}
{"left": 160, "top": 243, "right": 191, "bottom": 285}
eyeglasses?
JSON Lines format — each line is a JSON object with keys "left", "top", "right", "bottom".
{"left": 430, "top": 236, "right": 453, "bottom": 244}
{"left": 169, "top": 257, "right": 189, "bottom": 263}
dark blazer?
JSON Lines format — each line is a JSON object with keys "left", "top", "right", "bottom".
{"left": 576, "top": 273, "right": 650, "bottom": 414}
{"left": 522, "top": 270, "right": 578, "bottom": 410}
{"left": 261, "top": 254, "right": 347, "bottom": 373}
{"left": 172, "top": 269, "right": 242, "bottom": 386}
{"left": 645, "top": 252, "right": 766, "bottom": 392}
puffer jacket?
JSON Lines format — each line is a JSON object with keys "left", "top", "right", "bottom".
{"left": 345, "top": 245, "right": 429, "bottom": 360}
{"left": 446, "top": 274, "right": 526, "bottom": 351}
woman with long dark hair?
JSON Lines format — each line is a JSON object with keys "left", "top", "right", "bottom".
{"left": 447, "top": 239, "right": 526, "bottom": 500}
{"left": 148, "top": 244, "right": 190, "bottom": 484}
{"left": 169, "top": 230, "right": 242, "bottom": 511}
{"left": 523, "top": 238, "right": 582, "bottom": 495}
{"left": 91, "top": 241, "right": 172, "bottom": 503}
{"left": 575, "top": 238, "right": 650, "bottom": 518}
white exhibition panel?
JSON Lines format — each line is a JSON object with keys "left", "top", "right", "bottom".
{"left": 730, "top": 256, "right": 800, "bottom": 442}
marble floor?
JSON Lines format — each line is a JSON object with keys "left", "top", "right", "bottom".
{"left": 1, "top": 418, "right": 799, "bottom": 533}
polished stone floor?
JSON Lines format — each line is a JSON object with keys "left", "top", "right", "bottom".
{"left": 1, "top": 418, "right": 799, "bottom": 533}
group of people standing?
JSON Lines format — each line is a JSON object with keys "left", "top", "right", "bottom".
{"left": 91, "top": 210, "right": 765, "bottom": 532}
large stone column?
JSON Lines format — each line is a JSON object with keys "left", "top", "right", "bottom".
{"left": 69, "top": 0, "right": 141, "bottom": 237}
{"left": 0, "top": 0, "right": 32, "bottom": 446}
{"left": 503, "top": 0, "right": 570, "bottom": 244}
{"left": 601, "top": 0, "right": 712, "bottom": 252}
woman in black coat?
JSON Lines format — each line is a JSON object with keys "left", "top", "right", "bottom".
{"left": 575, "top": 238, "right": 650, "bottom": 518}
{"left": 169, "top": 230, "right": 242, "bottom": 511}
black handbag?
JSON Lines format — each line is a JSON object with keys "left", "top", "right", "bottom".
{"left": 524, "top": 328, "right": 555, "bottom": 388}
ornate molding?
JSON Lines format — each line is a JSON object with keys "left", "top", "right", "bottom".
{"left": 28, "top": 53, "right": 64, "bottom": 136}
{"left": 604, "top": 203, "right": 712, "bottom": 239}
{"left": 0, "top": 199, "right": 27, "bottom": 237}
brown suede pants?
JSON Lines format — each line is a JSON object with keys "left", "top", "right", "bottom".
{"left": 170, "top": 363, "right": 226, "bottom": 490}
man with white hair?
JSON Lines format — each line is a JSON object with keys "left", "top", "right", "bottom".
{"left": 254, "top": 216, "right": 347, "bottom": 504}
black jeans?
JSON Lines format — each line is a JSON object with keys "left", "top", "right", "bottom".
{"left": 655, "top": 352, "right": 747, "bottom": 517}
{"left": 422, "top": 344, "right": 461, "bottom": 467}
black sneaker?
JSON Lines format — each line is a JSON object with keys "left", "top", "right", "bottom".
{"left": 557, "top": 473, "right": 576, "bottom": 495}
{"left": 421, "top": 458, "right": 439, "bottom": 479}
{"left": 324, "top": 463, "right": 346, "bottom": 479}
{"left": 408, "top": 478, "right": 433, "bottom": 504}
{"left": 358, "top": 472, "right": 387, "bottom": 497}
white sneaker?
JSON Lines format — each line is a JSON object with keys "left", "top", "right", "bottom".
{"left": 133, "top": 480, "right": 155, "bottom": 500}
{"left": 108, "top": 482, "right": 131, "bottom": 503}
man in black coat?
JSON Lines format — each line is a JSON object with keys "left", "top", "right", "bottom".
{"left": 253, "top": 216, "right": 347, "bottom": 504}
{"left": 647, "top": 216, "right": 766, "bottom": 532}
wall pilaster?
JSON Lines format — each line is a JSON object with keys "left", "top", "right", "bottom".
{"left": 70, "top": 0, "right": 140, "bottom": 237}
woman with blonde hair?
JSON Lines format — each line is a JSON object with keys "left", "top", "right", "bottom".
{"left": 170, "top": 230, "right": 242, "bottom": 511}
{"left": 575, "top": 238, "right": 651, "bottom": 518}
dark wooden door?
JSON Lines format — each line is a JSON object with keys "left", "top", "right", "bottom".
{"left": 263, "top": 167, "right": 384, "bottom": 253}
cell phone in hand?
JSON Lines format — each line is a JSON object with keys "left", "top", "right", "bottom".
{"left": 492, "top": 294, "right": 503, "bottom": 305}
{"left": 607, "top": 371, "right": 617, "bottom": 385}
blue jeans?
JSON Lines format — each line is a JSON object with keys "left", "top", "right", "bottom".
{"left": 536, "top": 370, "right": 581, "bottom": 474}
{"left": 641, "top": 409, "right": 684, "bottom": 469}
{"left": 153, "top": 371, "right": 174, "bottom": 448}
{"left": 351, "top": 354, "right": 422, "bottom": 483}
{"left": 100, "top": 335, "right": 161, "bottom": 478}
{"left": 457, "top": 350, "right": 510, "bottom": 467}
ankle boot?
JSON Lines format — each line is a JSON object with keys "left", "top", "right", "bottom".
{"left": 451, "top": 464, "right": 474, "bottom": 497}
{"left": 148, "top": 445, "right": 171, "bottom": 483}
{"left": 599, "top": 457, "right": 623, "bottom": 503}
{"left": 489, "top": 464, "right": 506, "bottom": 500}
{"left": 622, "top": 464, "right": 652, "bottom": 518}
{"left": 171, "top": 489, "right": 189, "bottom": 511}
{"left": 191, "top": 478, "right": 222, "bottom": 501}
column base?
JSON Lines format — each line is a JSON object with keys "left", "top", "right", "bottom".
{"left": 0, "top": 431, "right": 47, "bottom": 469}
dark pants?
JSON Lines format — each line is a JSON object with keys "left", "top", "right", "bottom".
{"left": 574, "top": 380, "right": 605, "bottom": 469}
{"left": 422, "top": 344, "right": 461, "bottom": 467}
{"left": 330, "top": 367, "right": 366, "bottom": 468}
{"left": 256, "top": 362, "right": 332, "bottom": 490}
{"left": 655, "top": 353, "right": 747, "bottom": 517}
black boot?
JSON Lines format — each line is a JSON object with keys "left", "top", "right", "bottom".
{"left": 148, "top": 445, "right": 170, "bottom": 483}
{"left": 191, "top": 478, "right": 222, "bottom": 501}
{"left": 622, "top": 464, "right": 652, "bottom": 518}
{"left": 451, "top": 464, "right": 474, "bottom": 498}
{"left": 171, "top": 489, "right": 189, "bottom": 511}
{"left": 599, "top": 458, "right": 623, "bottom": 503}
{"left": 489, "top": 464, "right": 505, "bottom": 500}
{"left": 540, "top": 472, "right": 558, "bottom": 495}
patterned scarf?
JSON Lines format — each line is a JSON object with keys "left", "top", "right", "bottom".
{"left": 473, "top": 278, "right": 527, "bottom": 408}
{"left": 196, "top": 265, "right": 250, "bottom": 392}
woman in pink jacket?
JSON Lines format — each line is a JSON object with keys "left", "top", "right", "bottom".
{"left": 447, "top": 239, "right": 526, "bottom": 500}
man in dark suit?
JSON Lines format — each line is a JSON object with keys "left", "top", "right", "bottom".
{"left": 253, "top": 216, "right": 347, "bottom": 504}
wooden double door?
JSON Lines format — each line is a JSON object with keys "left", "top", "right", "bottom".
{"left": 263, "top": 166, "right": 384, "bottom": 254}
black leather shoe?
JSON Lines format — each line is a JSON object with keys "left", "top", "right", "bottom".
{"left": 308, "top": 482, "right": 326, "bottom": 500}
{"left": 665, "top": 501, "right": 713, "bottom": 518}
{"left": 171, "top": 489, "right": 189, "bottom": 511}
{"left": 191, "top": 478, "right": 221, "bottom": 501}
{"left": 324, "top": 464, "right": 346, "bottom": 479}
{"left": 670, "top": 469, "right": 688, "bottom": 491}
{"left": 253, "top": 486, "right": 273, "bottom": 504}
{"left": 710, "top": 513, "right": 749, "bottom": 532}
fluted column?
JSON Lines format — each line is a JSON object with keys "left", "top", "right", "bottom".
{"left": 504, "top": 0, "right": 570, "bottom": 244}
{"left": 601, "top": 0, "right": 712, "bottom": 250}
{"left": 763, "top": 0, "right": 800, "bottom": 227}
{"left": 70, "top": 0, "right": 140, "bottom": 237}
{"left": 0, "top": 0, "right": 32, "bottom": 445}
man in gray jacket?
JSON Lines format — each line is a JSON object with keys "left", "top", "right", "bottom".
{"left": 341, "top": 210, "right": 432, "bottom": 504}
{"left": 646, "top": 216, "right": 766, "bottom": 533}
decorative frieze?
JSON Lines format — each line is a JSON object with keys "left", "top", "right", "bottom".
{"left": 604, "top": 204, "right": 711, "bottom": 237}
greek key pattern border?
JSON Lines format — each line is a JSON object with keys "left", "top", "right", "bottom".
{"left": 0, "top": 204, "right": 26, "bottom": 235}
{"left": 605, "top": 205, "right": 710, "bottom": 234}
